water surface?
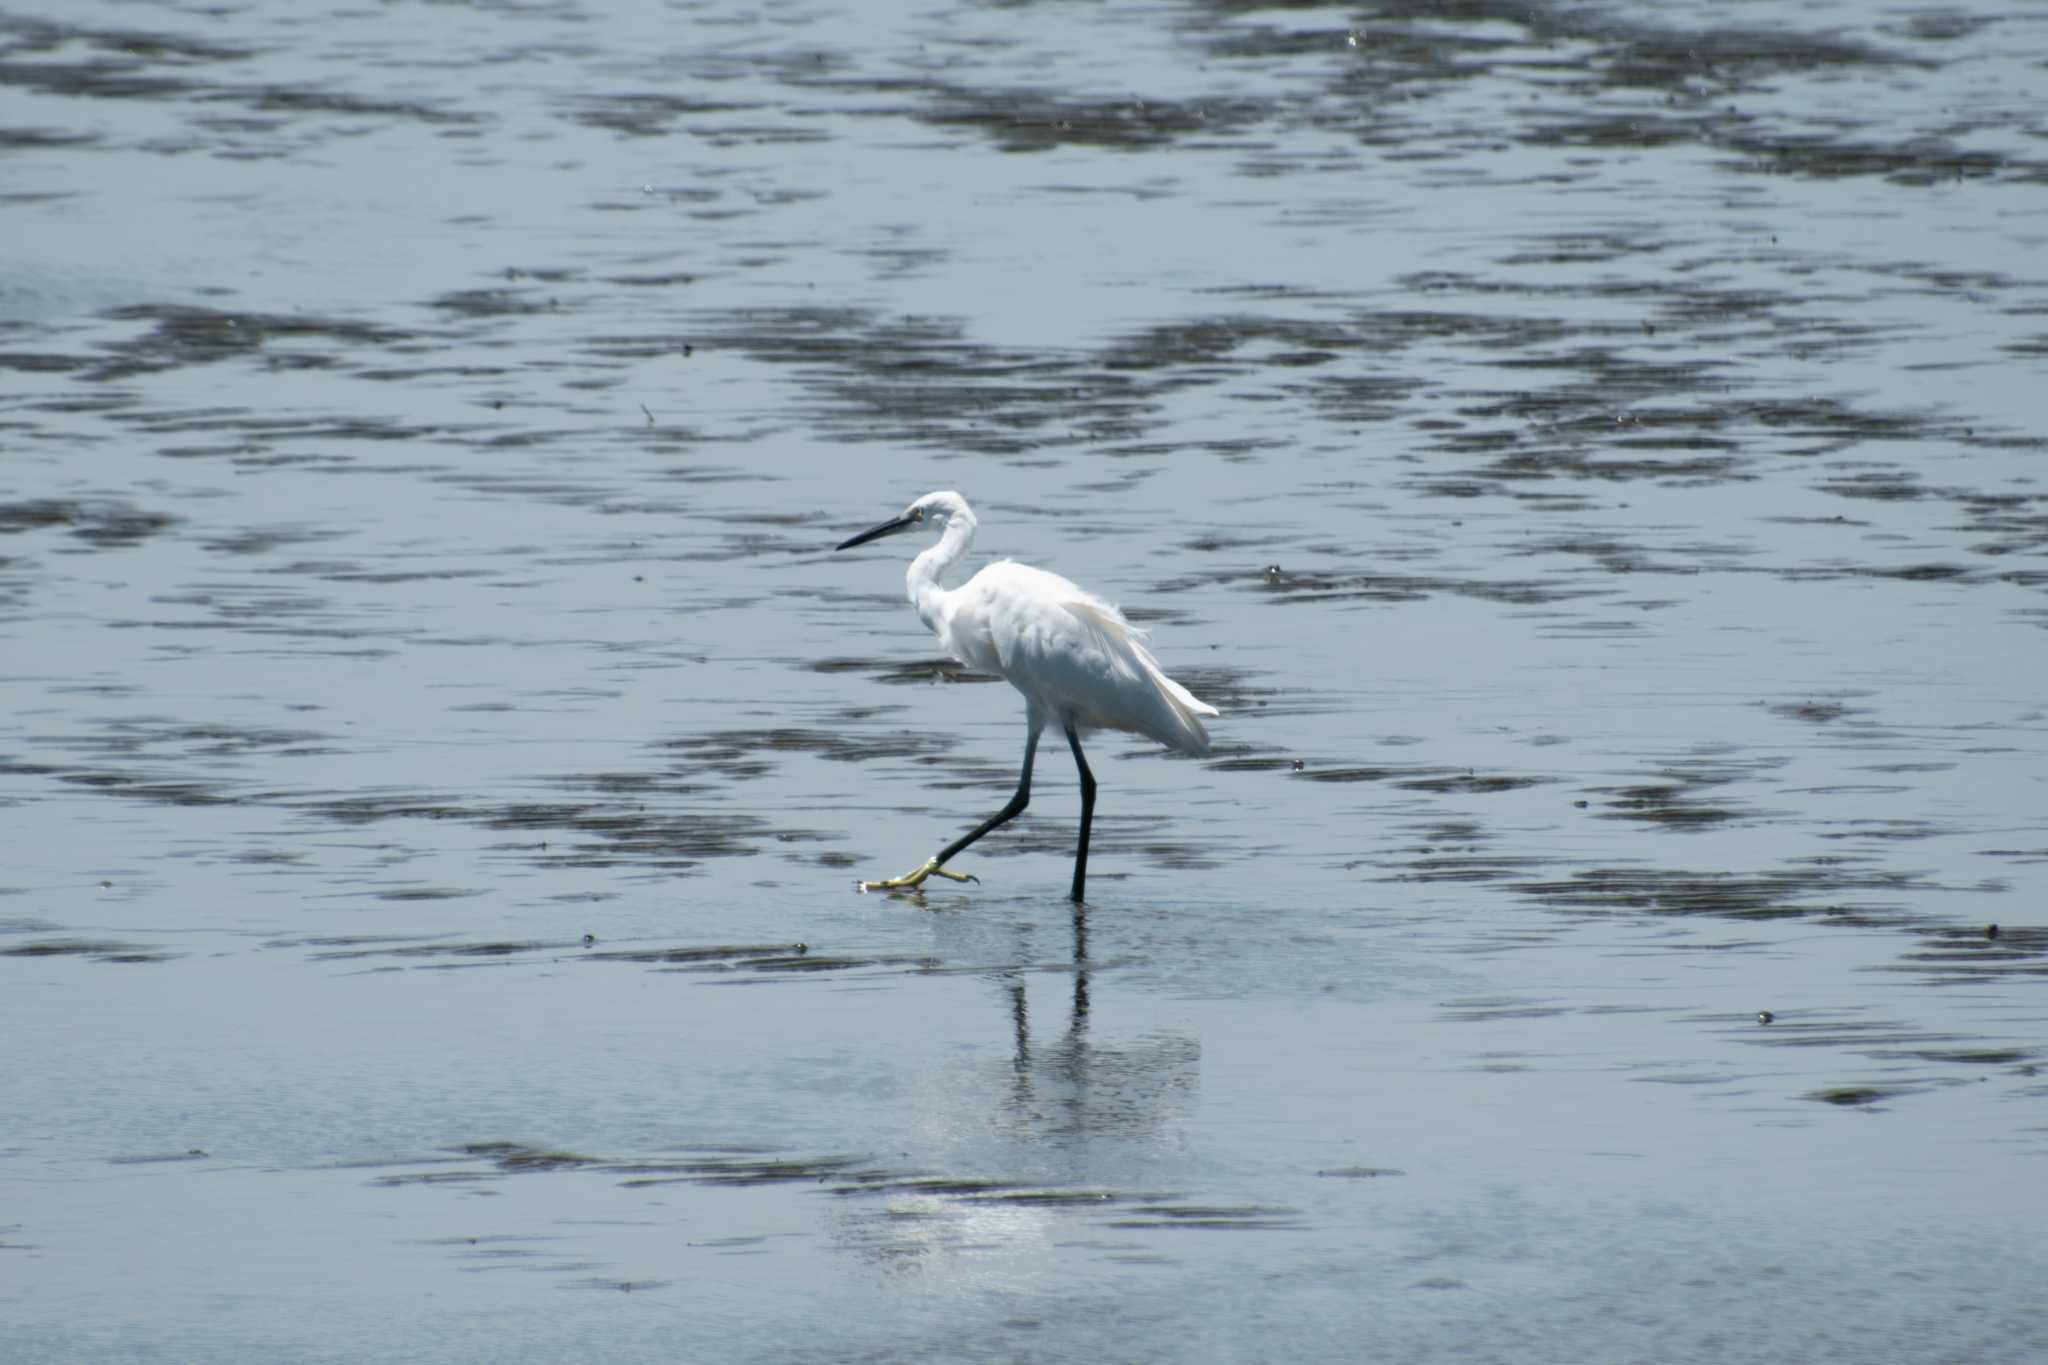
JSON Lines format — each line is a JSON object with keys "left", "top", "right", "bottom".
{"left": 4, "top": 1, "right": 2046, "bottom": 1361}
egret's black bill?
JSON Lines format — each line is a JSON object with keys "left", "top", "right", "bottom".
{"left": 835, "top": 513, "right": 917, "bottom": 551}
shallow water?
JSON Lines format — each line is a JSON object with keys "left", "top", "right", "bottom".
{"left": 4, "top": 1, "right": 2046, "bottom": 1360}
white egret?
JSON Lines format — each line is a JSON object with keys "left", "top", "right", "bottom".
{"left": 833, "top": 490, "right": 1217, "bottom": 901}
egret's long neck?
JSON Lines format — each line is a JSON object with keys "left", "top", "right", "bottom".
{"left": 906, "top": 509, "right": 975, "bottom": 632}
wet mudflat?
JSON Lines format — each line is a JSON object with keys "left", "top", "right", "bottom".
{"left": 4, "top": 0, "right": 2046, "bottom": 1360}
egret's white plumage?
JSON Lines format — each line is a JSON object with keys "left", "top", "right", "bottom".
{"left": 835, "top": 489, "right": 1217, "bottom": 900}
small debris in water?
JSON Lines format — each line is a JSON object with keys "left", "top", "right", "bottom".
{"left": 1757, "top": 1010, "right": 1775, "bottom": 1025}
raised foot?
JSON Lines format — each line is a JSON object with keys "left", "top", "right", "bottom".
{"left": 855, "top": 855, "right": 978, "bottom": 894}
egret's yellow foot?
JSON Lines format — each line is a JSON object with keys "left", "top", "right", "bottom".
{"left": 857, "top": 856, "right": 977, "bottom": 894}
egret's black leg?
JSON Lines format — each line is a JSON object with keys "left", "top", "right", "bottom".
{"left": 1065, "top": 723, "right": 1096, "bottom": 902}
{"left": 859, "top": 722, "right": 1042, "bottom": 893}
{"left": 935, "top": 727, "right": 1039, "bottom": 866}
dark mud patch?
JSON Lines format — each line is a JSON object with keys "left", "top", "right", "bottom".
{"left": 228, "top": 85, "right": 477, "bottom": 128}
{"left": 1768, "top": 697, "right": 1871, "bottom": 726}
{"left": 1507, "top": 535, "right": 1720, "bottom": 578}
{"left": 1306, "top": 7, "right": 2040, "bottom": 187}
{"left": 1384, "top": 822, "right": 1540, "bottom": 888}
{"left": 1711, "top": 126, "right": 2022, "bottom": 187}
{"left": 1498, "top": 877, "right": 2045, "bottom": 1092}
{"left": 595, "top": 942, "right": 943, "bottom": 979}
{"left": 305, "top": 938, "right": 568, "bottom": 964}
{"left": 429, "top": 287, "right": 562, "bottom": 319}
{"left": 1396, "top": 771, "right": 1550, "bottom": 796}
{"left": 1431, "top": 387, "right": 1964, "bottom": 480}
{"left": 487, "top": 805, "right": 822, "bottom": 868}
{"left": 0, "top": 20, "right": 234, "bottom": 105}
{"left": 372, "top": 1143, "right": 870, "bottom": 1190}
{"left": 1890, "top": 923, "right": 2048, "bottom": 985}
{"left": 687, "top": 306, "right": 1137, "bottom": 456}
{"left": 1, "top": 937, "right": 174, "bottom": 963}
{"left": 1583, "top": 756, "right": 1786, "bottom": 829}
{"left": 1735, "top": 1010, "right": 2000, "bottom": 1054}
{"left": 0, "top": 914, "right": 62, "bottom": 931}
{"left": 301, "top": 784, "right": 829, "bottom": 868}
{"left": 376, "top": 1141, "right": 1306, "bottom": 1248}
{"left": 914, "top": 87, "right": 1274, "bottom": 156}
{"left": 681, "top": 283, "right": 2017, "bottom": 538}
{"left": 293, "top": 935, "right": 938, "bottom": 980}
{"left": 374, "top": 885, "right": 482, "bottom": 903}
{"left": 49, "top": 769, "right": 243, "bottom": 809}
{"left": 1438, "top": 996, "right": 1577, "bottom": 1025}
{"left": 1282, "top": 762, "right": 1546, "bottom": 799}
{"left": 725, "top": 951, "right": 939, "bottom": 976}
{"left": 678, "top": 302, "right": 1531, "bottom": 464}
{"left": 557, "top": 770, "right": 718, "bottom": 802}
{"left": 47, "top": 718, "right": 335, "bottom": 763}
{"left": 836, "top": 6, "right": 2029, "bottom": 197}
{"left": 0, "top": 345, "right": 96, "bottom": 372}
{"left": 1206, "top": 753, "right": 1301, "bottom": 775}
{"left": 1101, "top": 1203, "right": 1304, "bottom": 1232}
{"left": 567, "top": 92, "right": 762, "bottom": 138}
{"left": 4, "top": 745, "right": 830, "bottom": 873}
{"left": 1510, "top": 865, "right": 1932, "bottom": 925}
{"left": 828, "top": 1173, "right": 1118, "bottom": 1202}
{"left": 807, "top": 656, "right": 1001, "bottom": 688}
{"left": 583, "top": 942, "right": 810, "bottom": 967}
{"left": 1384, "top": 849, "right": 1557, "bottom": 885}
{"left": 1291, "top": 764, "right": 1413, "bottom": 785}
{"left": 1803, "top": 1085, "right": 1915, "bottom": 1108}
{"left": 108, "top": 1149, "right": 211, "bottom": 1165}
{"left": 199, "top": 525, "right": 349, "bottom": 558}
{"left": 268, "top": 933, "right": 447, "bottom": 952}
{"left": 85, "top": 304, "right": 413, "bottom": 382}
{"left": 1245, "top": 565, "right": 1610, "bottom": 608}
{"left": 0, "top": 16, "right": 489, "bottom": 149}
{"left": 0, "top": 497, "right": 175, "bottom": 550}
{"left": 663, "top": 725, "right": 959, "bottom": 778}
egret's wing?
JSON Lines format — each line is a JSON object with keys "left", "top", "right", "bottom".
{"left": 949, "top": 561, "right": 1217, "bottom": 756}
{"left": 1056, "top": 599, "right": 1218, "bottom": 757}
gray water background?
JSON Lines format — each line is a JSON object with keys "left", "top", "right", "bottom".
{"left": 3, "top": 1, "right": 2046, "bottom": 1360}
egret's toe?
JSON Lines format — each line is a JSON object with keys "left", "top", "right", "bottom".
{"left": 858, "top": 856, "right": 976, "bottom": 893}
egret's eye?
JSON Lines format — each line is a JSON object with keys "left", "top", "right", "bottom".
{"left": 911, "top": 507, "right": 925, "bottom": 521}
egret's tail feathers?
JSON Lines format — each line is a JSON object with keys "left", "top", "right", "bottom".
{"left": 1061, "top": 600, "right": 1218, "bottom": 758}
{"left": 1153, "top": 670, "right": 1220, "bottom": 758}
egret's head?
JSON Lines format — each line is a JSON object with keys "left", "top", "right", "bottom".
{"left": 835, "top": 490, "right": 972, "bottom": 551}
{"left": 907, "top": 490, "right": 969, "bottom": 529}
